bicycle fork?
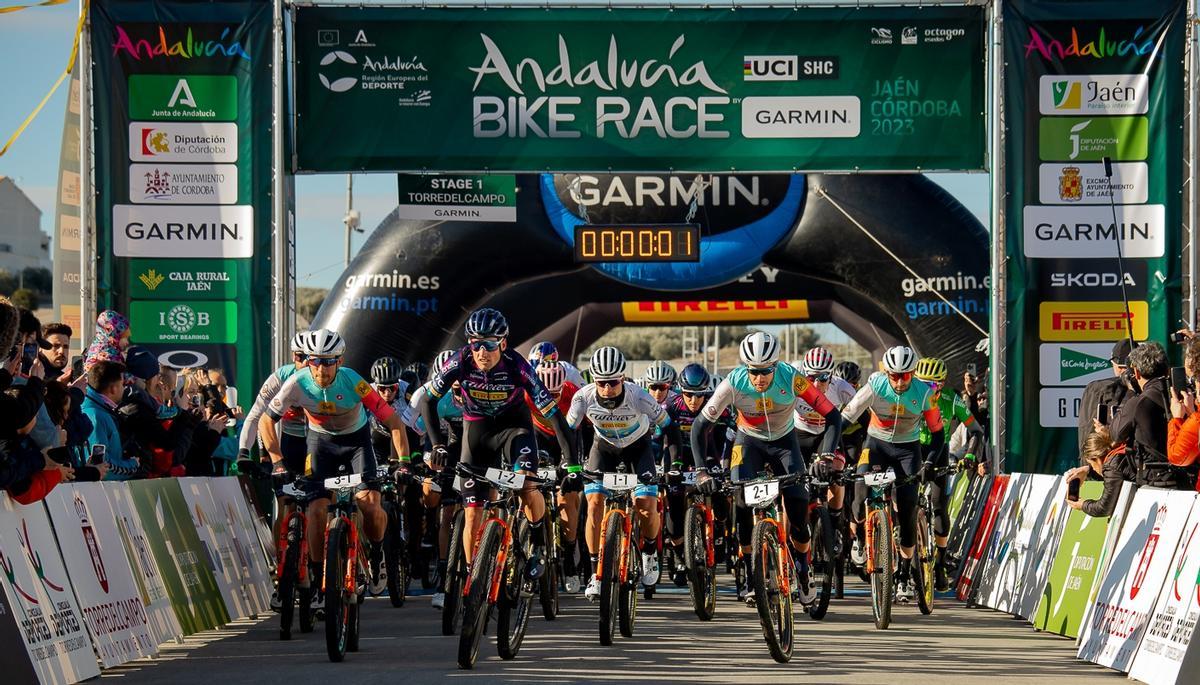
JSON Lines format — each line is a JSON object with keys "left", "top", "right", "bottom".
{"left": 597, "top": 507, "right": 632, "bottom": 584}
{"left": 760, "top": 516, "right": 792, "bottom": 596}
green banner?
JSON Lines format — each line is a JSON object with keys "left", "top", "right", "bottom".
{"left": 127, "top": 479, "right": 230, "bottom": 634}
{"left": 91, "top": 0, "right": 275, "bottom": 409}
{"left": 1032, "top": 481, "right": 1116, "bottom": 638}
{"left": 294, "top": 6, "right": 985, "bottom": 172}
{"left": 396, "top": 174, "right": 518, "bottom": 223}
{"left": 1003, "top": 0, "right": 1185, "bottom": 473}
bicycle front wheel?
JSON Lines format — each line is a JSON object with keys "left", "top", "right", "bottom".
{"left": 868, "top": 507, "right": 894, "bottom": 630}
{"left": 684, "top": 505, "right": 716, "bottom": 621}
{"left": 751, "top": 520, "right": 794, "bottom": 663}
{"left": 539, "top": 511, "right": 560, "bottom": 621}
{"left": 915, "top": 506, "right": 935, "bottom": 615}
{"left": 807, "top": 505, "right": 835, "bottom": 621}
{"left": 324, "top": 518, "right": 351, "bottom": 662}
{"left": 458, "top": 520, "right": 502, "bottom": 670}
{"left": 442, "top": 508, "right": 467, "bottom": 636}
{"left": 598, "top": 512, "right": 623, "bottom": 646}
{"left": 278, "top": 514, "right": 302, "bottom": 640}
{"left": 384, "top": 500, "right": 407, "bottom": 608}
{"left": 497, "top": 518, "right": 535, "bottom": 660}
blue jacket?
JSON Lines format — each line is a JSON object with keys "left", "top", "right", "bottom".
{"left": 81, "top": 387, "right": 137, "bottom": 480}
{"left": 10, "top": 376, "right": 59, "bottom": 450}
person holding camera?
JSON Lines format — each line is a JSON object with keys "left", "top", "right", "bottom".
{"left": 1066, "top": 426, "right": 1136, "bottom": 517}
{"left": 1109, "top": 342, "right": 1173, "bottom": 485}
{"left": 1077, "top": 339, "right": 1135, "bottom": 456}
{"left": 1168, "top": 338, "right": 1200, "bottom": 491}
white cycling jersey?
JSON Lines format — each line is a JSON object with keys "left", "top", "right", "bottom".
{"left": 567, "top": 381, "right": 669, "bottom": 448}
{"left": 794, "top": 376, "right": 857, "bottom": 435}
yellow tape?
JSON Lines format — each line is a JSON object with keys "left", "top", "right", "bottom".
{"left": 0, "top": 0, "right": 87, "bottom": 157}
{"left": 0, "top": 0, "right": 68, "bottom": 15}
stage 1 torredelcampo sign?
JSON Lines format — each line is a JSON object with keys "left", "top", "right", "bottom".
{"left": 112, "top": 204, "right": 254, "bottom": 258}
{"left": 396, "top": 174, "right": 517, "bottom": 222}
{"left": 129, "top": 258, "right": 239, "bottom": 299}
{"left": 293, "top": 6, "right": 985, "bottom": 172}
{"left": 129, "top": 300, "right": 237, "bottom": 344}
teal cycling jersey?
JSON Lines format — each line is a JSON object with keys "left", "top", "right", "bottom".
{"left": 267, "top": 366, "right": 395, "bottom": 436}
{"left": 239, "top": 363, "right": 306, "bottom": 451}
{"left": 702, "top": 363, "right": 835, "bottom": 442}
{"left": 841, "top": 372, "right": 942, "bottom": 444}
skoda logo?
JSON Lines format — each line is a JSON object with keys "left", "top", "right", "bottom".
{"left": 319, "top": 50, "right": 358, "bottom": 92}
{"left": 166, "top": 304, "right": 197, "bottom": 334}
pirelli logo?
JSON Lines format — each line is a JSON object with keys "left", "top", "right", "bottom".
{"left": 1039, "top": 301, "right": 1149, "bottom": 341}
{"left": 622, "top": 299, "right": 809, "bottom": 323}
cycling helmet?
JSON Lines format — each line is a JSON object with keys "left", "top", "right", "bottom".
{"left": 537, "top": 362, "right": 566, "bottom": 393}
{"left": 464, "top": 307, "right": 509, "bottom": 339}
{"left": 709, "top": 373, "right": 723, "bottom": 391}
{"left": 739, "top": 331, "right": 780, "bottom": 367}
{"left": 306, "top": 329, "right": 346, "bottom": 357}
{"left": 405, "top": 361, "right": 430, "bottom": 385}
{"left": 677, "top": 363, "right": 712, "bottom": 394}
{"left": 370, "top": 356, "right": 401, "bottom": 385}
{"left": 834, "top": 361, "right": 862, "bottom": 386}
{"left": 802, "top": 347, "right": 836, "bottom": 375}
{"left": 290, "top": 332, "right": 308, "bottom": 354}
{"left": 589, "top": 346, "right": 627, "bottom": 381}
{"left": 915, "top": 357, "right": 949, "bottom": 383}
{"left": 433, "top": 349, "right": 455, "bottom": 374}
{"left": 882, "top": 346, "right": 918, "bottom": 374}
{"left": 643, "top": 360, "right": 676, "bottom": 386}
{"left": 399, "top": 370, "right": 420, "bottom": 393}
{"left": 529, "top": 341, "right": 559, "bottom": 366}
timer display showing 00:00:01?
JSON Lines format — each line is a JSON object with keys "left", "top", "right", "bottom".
{"left": 573, "top": 225, "right": 701, "bottom": 263}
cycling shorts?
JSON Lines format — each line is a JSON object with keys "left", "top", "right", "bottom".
{"left": 729, "top": 430, "right": 807, "bottom": 500}
{"left": 583, "top": 433, "right": 658, "bottom": 498}
{"left": 459, "top": 408, "right": 538, "bottom": 507}
{"left": 281, "top": 431, "right": 307, "bottom": 475}
{"left": 302, "top": 424, "right": 378, "bottom": 496}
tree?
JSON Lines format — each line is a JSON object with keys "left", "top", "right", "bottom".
{"left": 10, "top": 288, "right": 38, "bottom": 310}
{"left": 0, "top": 270, "right": 15, "bottom": 296}
{"left": 296, "top": 287, "right": 329, "bottom": 323}
{"left": 20, "top": 267, "right": 52, "bottom": 294}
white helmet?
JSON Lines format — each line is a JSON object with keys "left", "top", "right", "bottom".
{"left": 589, "top": 346, "right": 627, "bottom": 381}
{"left": 643, "top": 360, "right": 676, "bottom": 386}
{"left": 433, "top": 349, "right": 455, "bottom": 374}
{"left": 307, "top": 329, "right": 346, "bottom": 358}
{"left": 803, "top": 347, "right": 835, "bottom": 375}
{"left": 739, "top": 331, "right": 780, "bottom": 367}
{"left": 290, "top": 332, "right": 308, "bottom": 354}
{"left": 882, "top": 345, "right": 918, "bottom": 374}
{"left": 537, "top": 362, "right": 566, "bottom": 393}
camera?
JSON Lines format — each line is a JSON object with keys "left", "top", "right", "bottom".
{"left": 1171, "top": 331, "right": 1189, "bottom": 343}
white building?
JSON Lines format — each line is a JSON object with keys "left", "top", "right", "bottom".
{"left": 0, "top": 176, "right": 51, "bottom": 276}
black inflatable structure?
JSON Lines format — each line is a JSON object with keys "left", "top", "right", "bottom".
{"left": 314, "top": 173, "right": 989, "bottom": 376}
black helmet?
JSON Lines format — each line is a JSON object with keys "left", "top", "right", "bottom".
{"left": 399, "top": 369, "right": 420, "bottom": 393}
{"left": 405, "top": 361, "right": 430, "bottom": 385}
{"left": 464, "top": 307, "right": 509, "bottom": 339}
{"left": 834, "top": 360, "right": 862, "bottom": 386}
{"left": 370, "top": 356, "right": 401, "bottom": 385}
{"left": 677, "top": 363, "right": 712, "bottom": 394}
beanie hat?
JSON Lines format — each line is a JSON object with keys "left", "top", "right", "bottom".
{"left": 124, "top": 346, "right": 160, "bottom": 381}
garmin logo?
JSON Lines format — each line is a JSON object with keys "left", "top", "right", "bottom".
{"left": 569, "top": 174, "right": 762, "bottom": 207}
{"left": 112, "top": 204, "right": 253, "bottom": 258}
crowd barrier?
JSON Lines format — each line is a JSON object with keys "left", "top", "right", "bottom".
{"left": 947, "top": 469, "right": 1200, "bottom": 685}
{"left": 0, "top": 477, "right": 275, "bottom": 685}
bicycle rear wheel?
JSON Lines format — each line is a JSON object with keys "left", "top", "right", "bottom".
{"left": 539, "top": 510, "right": 560, "bottom": 621}
{"left": 324, "top": 518, "right": 351, "bottom": 662}
{"left": 458, "top": 520, "right": 502, "bottom": 670}
{"left": 751, "top": 520, "right": 794, "bottom": 663}
{"left": 619, "top": 536, "right": 639, "bottom": 638}
{"left": 442, "top": 508, "right": 467, "bottom": 636}
{"left": 278, "top": 515, "right": 302, "bottom": 640}
{"left": 384, "top": 500, "right": 407, "bottom": 608}
{"left": 497, "top": 518, "right": 535, "bottom": 660}
{"left": 915, "top": 507, "right": 935, "bottom": 615}
{"left": 807, "top": 505, "right": 835, "bottom": 621}
{"left": 684, "top": 506, "right": 716, "bottom": 621}
{"left": 868, "top": 508, "right": 894, "bottom": 630}
{"left": 598, "top": 512, "right": 623, "bottom": 646}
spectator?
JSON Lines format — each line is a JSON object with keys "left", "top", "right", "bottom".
{"left": 1168, "top": 338, "right": 1200, "bottom": 490}
{"left": 11, "top": 308, "right": 58, "bottom": 451}
{"left": 43, "top": 381, "right": 105, "bottom": 481}
{"left": 1077, "top": 339, "right": 1134, "bottom": 455}
{"left": 84, "top": 310, "right": 130, "bottom": 371}
{"left": 82, "top": 360, "right": 140, "bottom": 480}
{"left": 1067, "top": 427, "right": 1137, "bottom": 517}
{"left": 118, "top": 347, "right": 194, "bottom": 478}
{"left": 1111, "top": 342, "right": 1172, "bottom": 486}
{"left": 42, "top": 322, "right": 74, "bottom": 382}
{"left": 0, "top": 373, "right": 73, "bottom": 504}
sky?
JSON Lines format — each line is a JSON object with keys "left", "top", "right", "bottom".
{"left": 0, "top": 2, "right": 990, "bottom": 291}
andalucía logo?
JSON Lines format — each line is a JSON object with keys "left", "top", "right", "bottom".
{"left": 112, "top": 25, "right": 250, "bottom": 61}
{"left": 1022, "top": 25, "right": 1156, "bottom": 61}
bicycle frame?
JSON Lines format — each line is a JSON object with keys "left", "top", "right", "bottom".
{"left": 597, "top": 494, "right": 635, "bottom": 584}
{"left": 323, "top": 485, "right": 365, "bottom": 597}
{"left": 276, "top": 507, "right": 309, "bottom": 585}
{"left": 460, "top": 467, "right": 539, "bottom": 604}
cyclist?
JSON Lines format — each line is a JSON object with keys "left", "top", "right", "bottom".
{"left": 794, "top": 347, "right": 858, "bottom": 542}
{"left": 691, "top": 332, "right": 843, "bottom": 604}
{"left": 259, "top": 329, "right": 410, "bottom": 607}
{"left": 569, "top": 346, "right": 678, "bottom": 600}
{"left": 914, "top": 356, "right": 985, "bottom": 591}
{"left": 414, "top": 308, "right": 577, "bottom": 582}
{"left": 660, "top": 363, "right": 732, "bottom": 586}
{"left": 841, "top": 346, "right": 944, "bottom": 602}
{"left": 368, "top": 356, "right": 425, "bottom": 459}
{"left": 529, "top": 340, "right": 586, "bottom": 387}
{"left": 643, "top": 360, "right": 677, "bottom": 407}
{"left": 525, "top": 362, "right": 586, "bottom": 592}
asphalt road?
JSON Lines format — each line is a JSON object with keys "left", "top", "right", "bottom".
{"left": 104, "top": 583, "right": 1125, "bottom": 684}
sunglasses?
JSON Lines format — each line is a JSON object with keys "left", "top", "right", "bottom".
{"left": 808, "top": 373, "right": 832, "bottom": 383}
{"left": 681, "top": 391, "right": 711, "bottom": 399}
{"left": 309, "top": 356, "right": 341, "bottom": 367}
{"left": 469, "top": 339, "right": 502, "bottom": 352}
{"left": 648, "top": 383, "right": 670, "bottom": 392}
{"left": 376, "top": 383, "right": 400, "bottom": 393}
{"left": 887, "top": 371, "right": 913, "bottom": 382}
{"left": 747, "top": 365, "right": 776, "bottom": 377}
{"left": 596, "top": 379, "right": 622, "bottom": 388}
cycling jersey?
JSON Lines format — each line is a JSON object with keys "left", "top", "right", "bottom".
{"left": 267, "top": 366, "right": 395, "bottom": 436}
{"left": 841, "top": 371, "right": 943, "bottom": 443}
{"left": 702, "top": 363, "right": 835, "bottom": 442}
{"left": 370, "top": 390, "right": 425, "bottom": 459}
{"left": 919, "top": 389, "right": 978, "bottom": 446}
{"left": 426, "top": 347, "right": 558, "bottom": 421}
{"left": 239, "top": 363, "right": 306, "bottom": 451}
{"left": 663, "top": 394, "right": 732, "bottom": 468}
{"left": 410, "top": 383, "right": 464, "bottom": 441}
{"left": 567, "top": 381, "right": 670, "bottom": 448}
{"left": 795, "top": 376, "right": 858, "bottom": 435}
{"left": 527, "top": 380, "right": 579, "bottom": 437}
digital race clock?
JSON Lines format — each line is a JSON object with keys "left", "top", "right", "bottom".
{"left": 573, "top": 224, "right": 700, "bottom": 263}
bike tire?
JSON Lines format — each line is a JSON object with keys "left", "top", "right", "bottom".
{"left": 497, "top": 519, "right": 534, "bottom": 660}
{"left": 808, "top": 506, "right": 835, "bottom": 621}
{"left": 458, "top": 520, "right": 501, "bottom": 670}
{"left": 539, "top": 514, "right": 560, "bottom": 621}
{"left": 915, "top": 507, "right": 935, "bottom": 616}
{"left": 324, "top": 519, "right": 350, "bottom": 663}
{"left": 420, "top": 508, "right": 440, "bottom": 590}
{"left": 346, "top": 592, "right": 361, "bottom": 652}
{"left": 750, "top": 520, "right": 793, "bottom": 663}
{"left": 442, "top": 508, "right": 467, "bottom": 636}
{"left": 278, "top": 515, "right": 302, "bottom": 640}
{"left": 684, "top": 506, "right": 716, "bottom": 621}
{"left": 384, "top": 501, "right": 407, "bottom": 608}
{"left": 620, "top": 540, "right": 639, "bottom": 638}
{"left": 598, "top": 513, "right": 622, "bottom": 646}
{"left": 868, "top": 508, "right": 894, "bottom": 630}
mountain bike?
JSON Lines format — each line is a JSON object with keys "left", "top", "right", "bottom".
{"left": 740, "top": 471, "right": 804, "bottom": 663}
{"left": 275, "top": 479, "right": 315, "bottom": 640}
{"left": 676, "top": 469, "right": 731, "bottom": 621}
{"left": 587, "top": 470, "right": 646, "bottom": 646}
{"left": 914, "top": 465, "right": 954, "bottom": 615}
{"left": 805, "top": 457, "right": 841, "bottom": 621}
{"left": 535, "top": 463, "right": 561, "bottom": 620}
{"left": 852, "top": 466, "right": 929, "bottom": 630}
{"left": 376, "top": 464, "right": 409, "bottom": 607}
{"left": 323, "top": 471, "right": 374, "bottom": 662}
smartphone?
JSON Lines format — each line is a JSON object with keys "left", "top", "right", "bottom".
{"left": 966, "top": 362, "right": 978, "bottom": 379}
{"left": 1171, "top": 367, "right": 1191, "bottom": 393}
{"left": 19, "top": 342, "right": 37, "bottom": 374}
{"left": 1067, "top": 478, "right": 1081, "bottom": 502}
{"left": 88, "top": 444, "right": 106, "bottom": 465}
{"left": 1171, "top": 331, "right": 1188, "bottom": 343}
{"left": 1096, "top": 403, "right": 1110, "bottom": 426}
{"left": 190, "top": 393, "right": 202, "bottom": 409}
{"left": 224, "top": 386, "right": 238, "bottom": 411}
{"left": 70, "top": 355, "right": 84, "bottom": 379}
